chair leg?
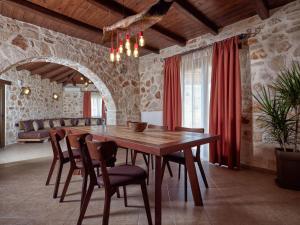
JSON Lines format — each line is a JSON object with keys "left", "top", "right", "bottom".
{"left": 141, "top": 181, "right": 153, "bottom": 225}
{"left": 166, "top": 162, "right": 173, "bottom": 177}
{"left": 125, "top": 149, "right": 129, "bottom": 165}
{"left": 77, "top": 183, "right": 94, "bottom": 225}
{"left": 151, "top": 155, "right": 154, "bottom": 170}
{"left": 116, "top": 187, "right": 121, "bottom": 198}
{"left": 102, "top": 191, "right": 112, "bottom": 225}
{"left": 146, "top": 154, "right": 150, "bottom": 185}
{"left": 161, "top": 158, "right": 167, "bottom": 184}
{"left": 60, "top": 166, "right": 74, "bottom": 202}
{"left": 184, "top": 166, "right": 187, "bottom": 202}
{"left": 81, "top": 170, "right": 88, "bottom": 207}
{"left": 46, "top": 158, "right": 57, "bottom": 185}
{"left": 132, "top": 151, "right": 138, "bottom": 165}
{"left": 178, "top": 164, "right": 181, "bottom": 180}
{"left": 123, "top": 186, "right": 128, "bottom": 207}
{"left": 197, "top": 160, "right": 209, "bottom": 188}
{"left": 96, "top": 167, "right": 100, "bottom": 176}
{"left": 53, "top": 162, "right": 63, "bottom": 199}
{"left": 130, "top": 149, "right": 133, "bottom": 164}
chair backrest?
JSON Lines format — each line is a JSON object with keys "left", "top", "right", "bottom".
{"left": 86, "top": 139, "right": 118, "bottom": 189}
{"left": 49, "top": 129, "right": 66, "bottom": 160}
{"left": 126, "top": 121, "right": 132, "bottom": 127}
{"left": 148, "top": 124, "right": 168, "bottom": 131}
{"left": 175, "top": 126, "right": 204, "bottom": 133}
{"left": 175, "top": 126, "right": 204, "bottom": 158}
{"left": 66, "top": 132, "right": 88, "bottom": 166}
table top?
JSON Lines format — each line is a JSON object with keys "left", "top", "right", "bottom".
{"left": 71, "top": 125, "right": 219, "bottom": 156}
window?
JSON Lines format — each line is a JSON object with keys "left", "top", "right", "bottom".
{"left": 180, "top": 48, "right": 212, "bottom": 160}
{"left": 91, "top": 92, "right": 102, "bottom": 117}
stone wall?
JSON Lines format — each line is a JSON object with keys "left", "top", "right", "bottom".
{"left": 62, "top": 90, "right": 83, "bottom": 118}
{"left": 62, "top": 84, "right": 99, "bottom": 118}
{"left": 2, "top": 68, "right": 63, "bottom": 145}
{"left": 139, "top": 0, "right": 300, "bottom": 171}
{"left": 0, "top": 14, "right": 141, "bottom": 126}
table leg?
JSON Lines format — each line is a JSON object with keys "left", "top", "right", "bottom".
{"left": 184, "top": 147, "right": 203, "bottom": 206}
{"left": 155, "top": 156, "right": 162, "bottom": 225}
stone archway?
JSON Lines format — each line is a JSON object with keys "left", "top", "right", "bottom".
{"left": 0, "top": 15, "right": 141, "bottom": 127}
{"left": 0, "top": 56, "right": 117, "bottom": 125}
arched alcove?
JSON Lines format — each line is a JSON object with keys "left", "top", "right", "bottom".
{"left": 0, "top": 56, "right": 117, "bottom": 125}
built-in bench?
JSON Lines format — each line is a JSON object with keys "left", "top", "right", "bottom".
{"left": 17, "top": 118, "right": 102, "bottom": 143}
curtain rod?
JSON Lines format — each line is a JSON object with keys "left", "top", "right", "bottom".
{"left": 164, "top": 29, "right": 261, "bottom": 59}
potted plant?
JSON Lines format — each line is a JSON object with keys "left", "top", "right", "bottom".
{"left": 254, "top": 62, "right": 300, "bottom": 190}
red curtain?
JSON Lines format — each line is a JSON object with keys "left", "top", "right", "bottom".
{"left": 163, "top": 55, "right": 182, "bottom": 131}
{"left": 83, "top": 92, "right": 91, "bottom": 117}
{"left": 209, "top": 36, "right": 241, "bottom": 169}
{"left": 102, "top": 98, "right": 107, "bottom": 122}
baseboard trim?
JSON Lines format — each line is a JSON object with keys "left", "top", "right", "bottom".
{"left": 241, "top": 163, "right": 276, "bottom": 175}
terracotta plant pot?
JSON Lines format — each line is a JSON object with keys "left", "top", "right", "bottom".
{"left": 275, "top": 149, "right": 300, "bottom": 190}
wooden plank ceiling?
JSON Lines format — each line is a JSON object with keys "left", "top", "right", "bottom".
{"left": 16, "top": 62, "right": 88, "bottom": 85}
{"left": 0, "top": 0, "right": 296, "bottom": 56}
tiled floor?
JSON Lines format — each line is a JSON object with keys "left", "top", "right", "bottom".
{"left": 0, "top": 144, "right": 300, "bottom": 225}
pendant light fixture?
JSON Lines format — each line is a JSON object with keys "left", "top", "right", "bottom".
{"left": 138, "top": 31, "right": 145, "bottom": 47}
{"left": 116, "top": 48, "right": 121, "bottom": 62}
{"left": 119, "top": 39, "right": 124, "bottom": 54}
{"left": 125, "top": 33, "right": 130, "bottom": 50}
{"left": 110, "top": 47, "right": 115, "bottom": 62}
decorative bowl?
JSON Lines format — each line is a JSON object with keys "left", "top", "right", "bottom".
{"left": 129, "top": 122, "right": 148, "bottom": 132}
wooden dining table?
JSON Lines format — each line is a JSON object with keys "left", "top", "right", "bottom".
{"left": 70, "top": 125, "right": 219, "bottom": 225}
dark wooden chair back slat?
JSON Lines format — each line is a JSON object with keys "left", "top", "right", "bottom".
{"left": 49, "top": 129, "right": 66, "bottom": 160}
{"left": 86, "top": 140, "right": 118, "bottom": 189}
{"left": 175, "top": 126, "right": 204, "bottom": 133}
{"left": 76, "top": 134, "right": 99, "bottom": 184}
{"left": 148, "top": 124, "right": 168, "bottom": 131}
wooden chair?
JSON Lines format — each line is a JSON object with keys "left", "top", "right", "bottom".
{"left": 77, "top": 135, "right": 152, "bottom": 225}
{"left": 161, "top": 126, "right": 209, "bottom": 202}
{"left": 59, "top": 132, "right": 102, "bottom": 204}
{"left": 132, "top": 124, "right": 173, "bottom": 184}
{"left": 47, "top": 129, "right": 81, "bottom": 198}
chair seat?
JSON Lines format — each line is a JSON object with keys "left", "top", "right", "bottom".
{"left": 62, "top": 149, "right": 81, "bottom": 159}
{"left": 97, "top": 165, "right": 147, "bottom": 187}
{"left": 164, "top": 151, "right": 197, "bottom": 164}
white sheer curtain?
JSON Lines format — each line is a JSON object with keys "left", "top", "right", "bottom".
{"left": 180, "top": 48, "right": 212, "bottom": 160}
{"left": 91, "top": 92, "right": 102, "bottom": 117}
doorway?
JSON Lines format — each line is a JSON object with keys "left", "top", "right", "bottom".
{"left": 0, "top": 84, "right": 5, "bottom": 148}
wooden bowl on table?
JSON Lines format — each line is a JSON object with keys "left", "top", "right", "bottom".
{"left": 129, "top": 122, "right": 148, "bottom": 132}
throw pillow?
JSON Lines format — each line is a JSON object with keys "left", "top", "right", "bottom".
{"left": 64, "top": 119, "right": 72, "bottom": 127}
{"left": 78, "top": 119, "right": 85, "bottom": 126}
{"left": 43, "top": 120, "right": 51, "bottom": 129}
{"left": 33, "top": 121, "right": 39, "bottom": 131}
{"left": 52, "top": 120, "right": 61, "bottom": 128}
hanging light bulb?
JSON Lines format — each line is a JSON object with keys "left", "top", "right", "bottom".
{"left": 133, "top": 43, "right": 139, "bottom": 58}
{"left": 126, "top": 47, "right": 131, "bottom": 57}
{"left": 116, "top": 48, "right": 121, "bottom": 62}
{"left": 125, "top": 34, "right": 130, "bottom": 50}
{"left": 110, "top": 47, "right": 115, "bottom": 62}
{"left": 138, "top": 31, "right": 145, "bottom": 47}
{"left": 119, "top": 39, "right": 123, "bottom": 54}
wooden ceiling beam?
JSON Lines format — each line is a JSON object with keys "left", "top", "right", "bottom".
{"left": 42, "top": 66, "right": 70, "bottom": 79}
{"left": 174, "top": 0, "right": 218, "bottom": 35}
{"left": 30, "top": 63, "right": 61, "bottom": 75}
{"left": 88, "top": 0, "right": 187, "bottom": 46}
{"left": 51, "top": 70, "right": 75, "bottom": 82}
{"left": 61, "top": 73, "right": 77, "bottom": 85}
{"left": 255, "top": 0, "right": 270, "bottom": 20}
{"left": 4, "top": 0, "right": 159, "bottom": 54}
{"left": 16, "top": 62, "right": 48, "bottom": 71}
{"left": 6, "top": 0, "right": 101, "bottom": 34}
